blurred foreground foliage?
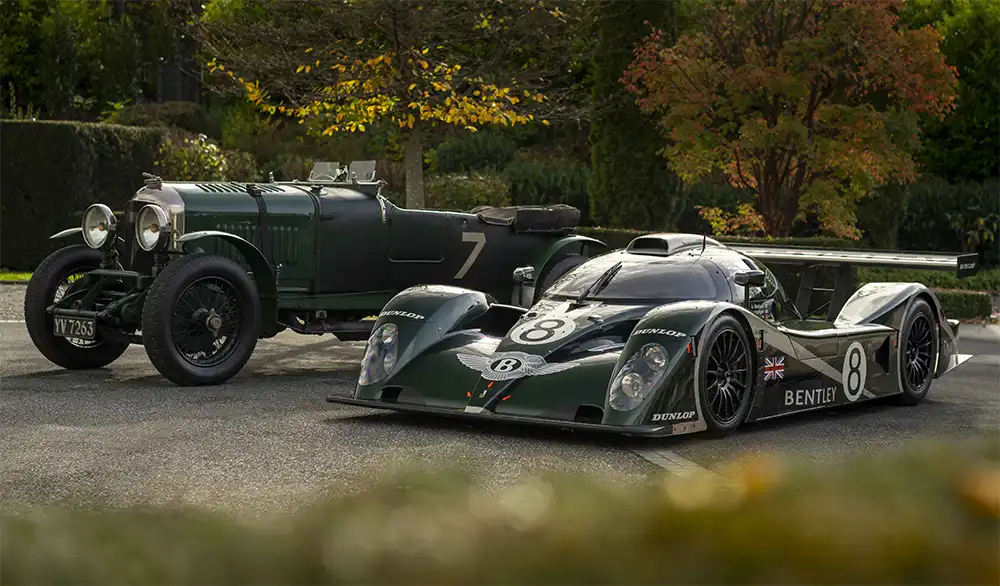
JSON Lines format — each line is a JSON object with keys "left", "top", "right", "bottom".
{"left": 2, "top": 440, "right": 998, "bottom": 585}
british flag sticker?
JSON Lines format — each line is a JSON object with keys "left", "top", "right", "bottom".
{"left": 763, "top": 356, "right": 785, "bottom": 381}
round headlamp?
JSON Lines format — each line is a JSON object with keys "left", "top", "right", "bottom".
{"left": 135, "top": 204, "right": 170, "bottom": 251}
{"left": 82, "top": 204, "right": 116, "bottom": 249}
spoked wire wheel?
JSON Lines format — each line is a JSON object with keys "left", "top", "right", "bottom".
{"left": 53, "top": 270, "right": 103, "bottom": 349}
{"left": 903, "top": 313, "right": 933, "bottom": 389}
{"left": 170, "top": 276, "right": 243, "bottom": 368}
{"left": 705, "top": 329, "right": 751, "bottom": 426}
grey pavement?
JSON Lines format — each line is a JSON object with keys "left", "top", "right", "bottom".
{"left": 1, "top": 278, "right": 998, "bottom": 516}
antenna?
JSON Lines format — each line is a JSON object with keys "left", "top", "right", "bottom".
{"left": 701, "top": 234, "right": 707, "bottom": 253}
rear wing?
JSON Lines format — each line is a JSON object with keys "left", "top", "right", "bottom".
{"left": 726, "top": 243, "right": 980, "bottom": 320}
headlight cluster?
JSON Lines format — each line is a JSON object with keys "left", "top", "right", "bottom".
{"left": 135, "top": 204, "right": 170, "bottom": 251}
{"left": 609, "top": 343, "right": 669, "bottom": 411}
{"left": 82, "top": 204, "right": 117, "bottom": 249}
{"left": 358, "top": 323, "right": 399, "bottom": 386}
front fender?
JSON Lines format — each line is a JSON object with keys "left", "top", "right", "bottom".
{"left": 176, "top": 231, "right": 278, "bottom": 326}
{"left": 50, "top": 227, "right": 83, "bottom": 241}
{"left": 355, "top": 285, "right": 491, "bottom": 398}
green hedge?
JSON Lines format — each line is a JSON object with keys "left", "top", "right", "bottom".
{"left": 2, "top": 440, "right": 997, "bottom": 584}
{"left": 859, "top": 267, "right": 1000, "bottom": 293}
{"left": 934, "top": 290, "right": 995, "bottom": 320}
{"left": 0, "top": 120, "right": 166, "bottom": 271}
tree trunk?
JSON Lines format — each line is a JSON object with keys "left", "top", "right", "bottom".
{"left": 403, "top": 123, "right": 424, "bottom": 209}
{"left": 757, "top": 182, "right": 797, "bottom": 237}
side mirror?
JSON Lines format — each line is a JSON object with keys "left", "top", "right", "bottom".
{"left": 513, "top": 266, "right": 535, "bottom": 283}
{"left": 734, "top": 270, "right": 766, "bottom": 287}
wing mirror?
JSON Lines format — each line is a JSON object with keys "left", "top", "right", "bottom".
{"left": 734, "top": 270, "right": 766, "bottom": 287}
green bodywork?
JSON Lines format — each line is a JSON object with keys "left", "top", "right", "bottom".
{"left": 49, "top": 173, "right": 606, "bottom": 340}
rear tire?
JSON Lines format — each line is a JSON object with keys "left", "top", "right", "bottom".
{"left": 893, "top": 298, "right": 938, "bottom": 405}
{"left": 24, "top": 245, "right": 130, "bottom": 370}
{"left": 142, "top": 254, "right": 261, "bottom": 386}
{"left": 696, "top": 315, "right": 755, "bottom": 437}
{"left": 537, "top": 253, "right": 586, "bottom": 295}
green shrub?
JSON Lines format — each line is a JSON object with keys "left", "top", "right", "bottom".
{"left": 897, "top": 176, "right": 1000, "bottom": 268}
{"left": 432, "top": 131, "right": 517, "bottom": 174}
{"left": 103, "top": 101, "right": 217, "bottom": 138}
{"left": 505, "top": 159, "right": 590, "bottom": 223}
{"left": 153, "top": 132, "right": 261, "bottom": 182}
{"left": 934, "top": 290, "right": 994, "bottom": 320}
{"left": 0, "top": 119, "right": 166, "bottom": 270}
{"left": 424, "top": 172, "right": 511, "bottom": 212}
{"left": 859, "top": 268, "right": 1000, "bottom": 293}
{"left": 1, "top": 441, "right": 997, "bottom": 584}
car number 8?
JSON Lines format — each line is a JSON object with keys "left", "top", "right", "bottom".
{"left": 842, "top": 341, "right": 867, "bottom": 402}
{"left": 509, "top": 317, "right": 576, "bottom": 345}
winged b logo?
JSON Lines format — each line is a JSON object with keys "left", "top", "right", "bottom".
{"left": 456, "top": 351, "right": 578, "bottom": 381}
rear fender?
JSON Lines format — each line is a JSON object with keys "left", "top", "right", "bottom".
{"left": 519, "top": 235, "right": 608, "bottom": 306}
{"left": 356, "top": 285, "right": 492, "bottom": 397}
{"left": 834, "top": 282, "right": 959, "bottom": 378}
{"left": 602, "top": 300, "right": 731, "bottom": 430}
{"left": 176, "top": 231, "right": 278, "bottom": 327}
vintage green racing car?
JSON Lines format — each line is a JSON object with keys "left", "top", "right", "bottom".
{"left": 328, "top": 233, "right": 979, "bottom": 438}
{"left": 24, "top": 161, "right": 606, "bottom": 386}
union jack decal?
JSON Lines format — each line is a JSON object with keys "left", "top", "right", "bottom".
{"left": 763, "top": 356, "right": 785, "bottom": 381}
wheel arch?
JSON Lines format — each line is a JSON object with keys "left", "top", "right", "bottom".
{"left": 176, "top": 231, "right": 278, "bottom": 328}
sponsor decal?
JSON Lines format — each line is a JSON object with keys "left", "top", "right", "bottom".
{"left": 632, "top": 328, "right": 686, "bottom": 338}
{"left": 509, "top": 316, "right": 577, "bottom": 345}
{"left": 750, "top": 300, "right": 774, "bottom": 320}
{"left": 763, "top": 355, "right": 785, "bottom": 381}
{"left": 842, "top": 342, "right": 868, "bottom": 402}
{"left": 380, "top": 310, "right": 425, "bottom": 320}
{"left": 784, "top": 385, "right": 836, "bottom": 407}
{"left": 456, "top": 350, "right": 578, "bottom": 381}
{"left": 651, "top": 411, "right": 696, "bottom": 422}
{"left": 960, "top": 261, "right": 976, "bottom": 271}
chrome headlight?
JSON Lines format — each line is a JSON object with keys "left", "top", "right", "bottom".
{"left": 135, "top": 204, "right": 170, "bottom": 251}
{"left": 609, "top": 343, "right": 669, "bottom": 411}
{"left": 358, "top": 323, "right": 400, "bottom": 386}
{"left": 81, "top": 204, "right": 116, "bottom": 249}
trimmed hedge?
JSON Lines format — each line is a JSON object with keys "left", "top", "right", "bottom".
{"left": 0, "top": 120, "right": 166, "bottom": 270}
{"left": 934, "top": 290, "right": 995, "bottom": 321}
{"left": 858, "top": 267, "right": 1000, "bottom": 293}
{"left": 1, "top": 440, "right": 997, "bottom": 584}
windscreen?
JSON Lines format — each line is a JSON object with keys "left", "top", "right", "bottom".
{"left": 544, "top": 254, "right": 718, "bottom": 301}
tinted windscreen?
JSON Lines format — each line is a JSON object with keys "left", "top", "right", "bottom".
{"left": 545, "top": 254, "right": 718, "bottom": 300}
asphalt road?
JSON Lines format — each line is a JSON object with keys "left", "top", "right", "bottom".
{"left": 1, "top": 314, "right": 998, "bottom": 517}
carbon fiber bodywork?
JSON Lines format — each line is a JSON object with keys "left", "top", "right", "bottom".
{"left": 328, "top": 235, "right": 975, "bottom": 438}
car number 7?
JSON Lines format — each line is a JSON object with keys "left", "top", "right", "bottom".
{"left": 454, "top": 232, "right": 486, "bottom": 279}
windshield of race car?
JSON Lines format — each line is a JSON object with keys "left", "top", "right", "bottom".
{"left": 544, "top": 253, "right": 719, "bottom": 301}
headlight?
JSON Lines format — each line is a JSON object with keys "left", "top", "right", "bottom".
{"left": 358, "top": 323, "right": 399, "bottom": 386}
{"left": 609, "top": 343, "right": 669, "bottom": 411}
{"left": 135, "top": 204, "right": 170, "bottom": 251}
{"left": 82, "top": 204, "right": 116, "bottom": 249}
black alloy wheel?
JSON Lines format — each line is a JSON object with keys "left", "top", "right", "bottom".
{"left": 142, "top": 254, "right": 261, "bottom": 386}
{"left": 894, "top": 298, "right": 938, "bottom": 405}
{"left": 697, "top": 315, "right": 755, "bottom": 437}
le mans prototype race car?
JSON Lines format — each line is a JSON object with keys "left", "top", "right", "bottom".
{"left": 328, "top": 233, "right": 980, "bottom": 438}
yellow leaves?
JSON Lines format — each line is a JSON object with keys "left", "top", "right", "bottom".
{"left": 419, "top": 60, "right": 429, "bottom": 70}
{"left": 296, "top": 64, "right": 305, "bottom": 73}
{"left": 465, "top": 125, "right": 478, "bottom": 132}
{"left": 421, "top": 48, "right": 429, "bottom": 55}
{"left": 541, "top": 119, "right": 550, "bottom": 126}
{"left": 408, "top": 83, "right": 416, "bottom": 91}
{"left": 304, "top": 47, "right": 313, "bottom": 53}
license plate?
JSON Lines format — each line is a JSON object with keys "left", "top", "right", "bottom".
{"left": 53, "top": 316, "right": 96, "bottom": 341}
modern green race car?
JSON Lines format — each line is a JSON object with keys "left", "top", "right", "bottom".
{"left": 24, "top": 161, "right": 606, "bottom": 386}
{"left": 328, "top": 233, "right": 979, "bottom": 438}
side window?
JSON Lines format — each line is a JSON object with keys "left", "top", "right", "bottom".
{"left": 741, "top": 258, "right": 773, "bottom": 301}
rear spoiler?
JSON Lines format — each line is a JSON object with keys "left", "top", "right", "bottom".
{"left": 725, "top": 243, "right": 980, "bottom": 320}
{"left": 726, "top": 244, "right": 980, "bottom": 278}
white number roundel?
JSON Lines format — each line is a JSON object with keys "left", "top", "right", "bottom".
{"left": 509, "top": 317, "right": 576, "bottom": 345}
{"left": 842, "top": 341, "right": 868, "bottom": 402}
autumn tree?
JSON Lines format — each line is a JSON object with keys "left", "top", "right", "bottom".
{"left": 198, "top": 0, "right": 579, "bottom": 208}
{"left": 622, "top": 0, "right": 958, "bottom": 238}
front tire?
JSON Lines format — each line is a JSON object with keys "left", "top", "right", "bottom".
{"left": 142, "top": 254, "right": 261, "bottom": 386}
{"left": 893, "top": 298, "right": 938, "bottom": 405}
{"left": 697, "top": 315, "right": 755, "bottom": 437}
{"left": 24, "top": 245, "right": 130, "bottom": 370}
